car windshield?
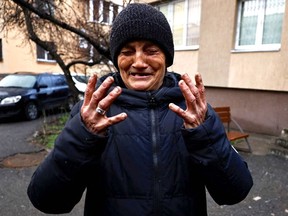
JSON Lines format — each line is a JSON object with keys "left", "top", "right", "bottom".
{"left": 0, "top": 75, "right": 37, "bottom": 88}
{"left": 73, "top": 75, "right": 88, "bottom": 83}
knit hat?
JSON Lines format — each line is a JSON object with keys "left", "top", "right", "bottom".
{"left": 110, "top": 3, "right": 174, "bottom": 69}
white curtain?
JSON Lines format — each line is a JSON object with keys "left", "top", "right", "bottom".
{"left": 239, "top": 0, "right": 285, "bottom": 46}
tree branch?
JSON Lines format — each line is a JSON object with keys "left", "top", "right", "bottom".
{"left": 11, "top": 0, "right": 111, "bottom": 59}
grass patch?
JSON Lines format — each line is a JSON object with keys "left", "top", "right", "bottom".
{"left": 33, "top": 113, "right": 69, "bottom": 149}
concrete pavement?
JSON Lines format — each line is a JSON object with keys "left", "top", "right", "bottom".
{"left": 0, "top": 116, "right": 287, "bottom": 216}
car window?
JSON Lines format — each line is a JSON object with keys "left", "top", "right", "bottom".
{"left": 73, "top": 75, "right": 89, "bottom": 83}
{"left": 52, "top": 75, "right": 67, "bottom": 87}
{"left": 38, "top": 75, "right": 52, "bottom": 87}
{"left": 0, "top": 75, "right": 37, "bottom": 88}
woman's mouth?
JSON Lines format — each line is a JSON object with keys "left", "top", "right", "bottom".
{"left": 129, "top": 72, "right": 152, "bottom": 77}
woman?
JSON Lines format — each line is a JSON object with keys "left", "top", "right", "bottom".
{"left": 28, "top": 3, "right": 253, "bottom": 216}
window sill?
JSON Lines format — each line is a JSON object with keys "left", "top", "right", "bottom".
{"left": 175, "top": 45, "right": 199, "bottom": 51}
{"left": 37, "top": 59, "right": 56, "bottom": 63}
{"left": 232, "top": 45, "right": 281, "bottom": 53}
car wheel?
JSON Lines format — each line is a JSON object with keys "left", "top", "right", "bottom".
{"left": 24, "top": 102, "right": 39, "bottom": 120}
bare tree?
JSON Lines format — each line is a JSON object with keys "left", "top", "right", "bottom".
{"left": 0, "top": 0, "right": 124, "bottom": 100}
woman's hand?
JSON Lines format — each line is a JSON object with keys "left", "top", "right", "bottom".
{"left": 81, "top": 74, "right": 127, "bottom": 135}
{"left": 169, "top": 73, "right": 207, "bottom": 129}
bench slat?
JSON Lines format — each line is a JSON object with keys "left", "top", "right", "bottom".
{"left": 213, "top": 106, "right": 252, "bottom": 152}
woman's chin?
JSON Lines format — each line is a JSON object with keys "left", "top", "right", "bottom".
{"left": 127, "top": 81, "right": 152, "bottom": 91}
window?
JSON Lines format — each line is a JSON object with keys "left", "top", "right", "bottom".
{"left": 38, "top": 75, "right": 52, "bottom": 87}
{"left": 157, "top": 0, "right": 201, "bottom": 49}
{"left": 34, "top": 0, "right": 55, "bottom": 15}
{"left": 51, "top": 75, "right": 67, "bottom": 86}
{"left": 89, "top": 0, "right": 122, "bottom": 24}
{"left": 236, "top": 0, "right": 285, "bottom": 50}
{"left": 0, "top": 75, "right": 37, "bottom": 88}
{"left": 0, "top": 39, "right": 3, "bottom": 61}
{"left": 36, "top": 44, "right": 55, "bottom": 62}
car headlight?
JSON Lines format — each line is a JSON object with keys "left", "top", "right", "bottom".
{"left": 1, "top": 95, "right": 22, "bottom": 105}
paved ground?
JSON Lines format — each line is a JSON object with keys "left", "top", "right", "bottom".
{"left": 207, "top": 153, "right": 288, "bottom": 216}
{"left": 207, "top": 135, "right": 288, "bottom": 216}
{"left": 0, "top": 116, "right": 287, "bottom": 216}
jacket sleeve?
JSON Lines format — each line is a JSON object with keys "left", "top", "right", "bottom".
{"left": 27, "top": 102, "right": 107, "bottom": 214}
{"left": 182, "top": 105, "right": 253, "bottom": 205}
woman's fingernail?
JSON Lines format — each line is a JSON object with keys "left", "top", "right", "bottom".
{"left": 115, "top": 86, "right": 121, "bottom": 93}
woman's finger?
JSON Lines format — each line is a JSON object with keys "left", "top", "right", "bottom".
{"left": 83, "top": 74, "right": 97, "bottom": 107}
{"left": 97, "top": 86, "right": 122, "bottom": 111}
{"left": 168, "top": 103, "right": 199, "bottom": 128}
{"left": 178, "top": 79, "right": 197, "bottom": 112}
{"left": 89, "top": 76, "right": 114, "bottom": 110}
{"left": 93, "top": 112, "right": 128, "bottom": 133}
{"left": 195, "top": 73, "right": 206, "bottom": 106}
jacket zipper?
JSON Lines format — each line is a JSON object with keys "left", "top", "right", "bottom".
{"left": 149, "top": 93, "right": 161, "bottom": 215}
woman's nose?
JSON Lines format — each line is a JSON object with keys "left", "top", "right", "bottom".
{"left": 132, "top": 51, "right": 148, "bottom": 68}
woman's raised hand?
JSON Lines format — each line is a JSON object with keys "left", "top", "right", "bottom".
{"left": 81, "top": 74, "right": 127, "bottom": 135}
{"left": 169, "top": 73, "right": 207, "bottom": 129}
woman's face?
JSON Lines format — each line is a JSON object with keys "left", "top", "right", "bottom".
{"left": 117, "top": 40, "right": 166, "bottom": 91}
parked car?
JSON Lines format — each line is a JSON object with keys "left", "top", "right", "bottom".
{"left": 0, "top": 73, "right": 9, "bottom": 81}
{"left": 54, "top": 72, "right": 89, "bottom": 100}
{"left": 0, "top": 72, "right": 75, "bottom": 120}
{"left": 71, "top": 73, "right": 89, "bottom": 100}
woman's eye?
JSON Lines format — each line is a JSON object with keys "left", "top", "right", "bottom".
{"left": 121, "top": 50, "right": 134, "bottom": 56}
{"left": 146, "top": 49, "right": 158, "bottom": 55}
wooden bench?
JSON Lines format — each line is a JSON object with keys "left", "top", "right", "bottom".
{"left": 213, "top": 106, "right": 252, "bottom": 153}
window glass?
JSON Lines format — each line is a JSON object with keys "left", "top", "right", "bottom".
{"left": 34, "top": 0, "right": 55, "bottom": 15}
{"left": 36, "top": 44, "right": 55, "bottom": 62}
{"left": 52, "top": 75, "right": 67, "bottom": 86}
{"left": 0, "top": 75, "right": 36, "bottom": 88}
{"left": 262, "top": 0, "right": 285, "bottom": 44}
{"left": 157, "top": 0, "right": 201, "bottom": 48}
{"left": 239, "top": 0, "right": 259, "bottom": 46}
{"left": 0, "top": 39, "right": 3, "bottom": 60}
{"left": 92, "top": 0, "right": 100, "bottom": 21}
{"left": 38, "top": 75, "right": 52, "bottom": 87}
{"left": 173, "top": 1, "right": 185, "bottom": 46}
{"left": 89, "top": 0, "right": 122, "bottom": 24}
{"left": 103, "top": 1, "right": 110, "bottom": 23}
{"left": 187, "top": 0, "right": 201, "bottom": 46}
{"left": 236, "top": 0, "right": 285, "bottom": 49}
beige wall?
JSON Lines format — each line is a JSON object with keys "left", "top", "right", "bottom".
{"left": 228, "top": 0, "right": 288, "bottom": 91}
{"left": 197, "top": 0, "right": 236, "bottom": 87}
{"left": 0, "top": 31, "right": 61, "bottom": 74}
{"left": 206, "top": 87, "right": 288, "bottom": 136}
{"left": 229, "top": 51, "right": 288, "bottom": 90}
{"left": 169, "top": 50, "right": 199, "bottom": 75}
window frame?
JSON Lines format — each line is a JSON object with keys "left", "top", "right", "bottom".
{"left": 36, "top": 44, "right": 56, "bottom": 63}
{"left": 156, "top": 0, "right": 201, "bottom": 51}
{"left": 0, "top": 39, "right": 3, "bottom": 61}
{"left": 235, "top": 0, "right": 285, "bottom": 52}
{"left": 88, "top": 0, "right": 121, "bottom": 25}
{"left": 34, "top": 0, "right": 55, "bottom": 16}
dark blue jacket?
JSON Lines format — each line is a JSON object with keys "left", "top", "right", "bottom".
{"left": 28, "top": 72, "right": 253, "bottom": 216}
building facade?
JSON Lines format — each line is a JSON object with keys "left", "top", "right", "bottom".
{"left": 151, "top": 0, "right": 288, "bottom": 136}
{"left": 1, "top": 0, "right": 287, "bottom": 136}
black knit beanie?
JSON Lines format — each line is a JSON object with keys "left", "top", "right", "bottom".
{"left": 110, "top": 3, "right": 174, "bottom": 69}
